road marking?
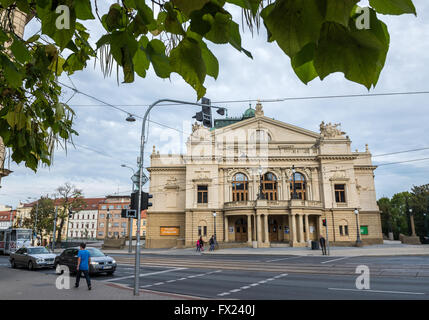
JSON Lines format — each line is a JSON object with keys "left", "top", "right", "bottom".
{"left": 217, "top": 273, "right": 288, "bottom": 297}
{"left": 166, "top": 280, "right": 176, "bottom": 283}
{"left": 321, "top": 257, "right": 351, "bottom": 264}
{"left": 178, "top": 278, "right": 187, "bottom": 281}
{"left": 153, "top": 282, "right": 164, "bottom": 286}
{"left": 328, "top": 288, "right": 425, "bottom": 295}
{"left": 103, "top": 267, "right": 187, "bottom": 282}
{"left": 265, "top": 256, "right": 303, "bottom": 263}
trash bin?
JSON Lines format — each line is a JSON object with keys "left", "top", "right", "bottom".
{"left": 311, "top": 240, "right": 319, "bottom": 250}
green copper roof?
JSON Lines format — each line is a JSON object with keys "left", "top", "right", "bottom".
{"left": 212, "top": 106, "right": 256, "bottom": 130}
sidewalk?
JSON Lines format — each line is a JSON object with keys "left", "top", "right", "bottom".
{"left": 100, "top": 242, "right": 429, "bottom": 257}
{"left": 0, "top": 267, "right": 182, "bottom": 300}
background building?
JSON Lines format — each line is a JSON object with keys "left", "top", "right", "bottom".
{"left": 0, "top": 205, "right": 15, "bottom": 230}
{"left": 146, "top": 103, "right": 382, "bottom": 248}
{"left": 96, "top": 195, "right": 131, "bottom": 239}
{"left": 67, "top": 198, "right": 104, "bottom": 239}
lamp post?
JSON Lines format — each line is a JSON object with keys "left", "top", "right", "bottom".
{"left": 257, "top": 165, "right": 264, "bottom": 200}
{"left": 292, "top": 165, "right": 298, "bottom": 199}
{"left": 121, "top": 164, "right": 136, "bottom": 253}
{"left": 354, "top": 208, "right": 362, "bottom": 246}
{"left": 409, "top": 208, "right": 416, "bottom": 236}
{"left": 27, "top": 197, "right": 39, "bottom": 246}
{"left": 132, "top": 98, "right": 225, "bottom": 296}
{"left": 212, "top": 211, "right": 217, "bottom": 245}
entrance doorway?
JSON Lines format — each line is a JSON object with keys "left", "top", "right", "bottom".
{"left": 235, "top": 218, "right": 248, "bottom": 242}
{"left": 269, "top": 218, "right": 279, "bottom": 242}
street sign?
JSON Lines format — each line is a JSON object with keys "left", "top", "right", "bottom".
{"left": 131, "top": 170, "right": 149, "bottom": 188}
{"left": 126, "top": 209, "right": 137, "bottom": 219}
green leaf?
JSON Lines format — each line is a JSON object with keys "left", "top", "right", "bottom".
{"left": 10, "top": 37, "right": 31, "bottom": 63}
{"left": 314, "top": 10, "right": 389, "bottom": 89}
{"left": 291, "top": 43, "right": 318, "bottom": 84}
{"left": 228, "top": 21, "right": 253, "bottom": 58}
{"left": 0, "top": 28, "right": 8, "bottom": 44}
{"left": 326, "top": 0, "right": 359, "bottom": 26}
{"left": 172, "top": 0, "right": 210, "bottom": 17}
{"left": 369, "top": 0, "right": 416, "bottom": 15}
{"left": 1, "top": 55, "right": 23, "bottom": 88}
{"left": 75, "top": 0, "right": 95, "bottom": 20}
{"left": 37, "top": 0, "right": 76, "bottom": 49}
{"left": 204, "top": 13, "right": 231, "bottom": 44}
{"left": 146, "top": 39, "right": 171, "bottom": 78}
{"left": 226, "top": 0, "right": 261, "bottom": 16}
{"left": 261, "top": 0, "right": 325, "bottom": 58}
{"left": 133, "top": 37, "right": 150, "bottom": 78}
{"left": 200, "top": 41, "right": 219, "bottom": 79}
{"left": 170, "top": 37, "right": 206, "bottom": 99}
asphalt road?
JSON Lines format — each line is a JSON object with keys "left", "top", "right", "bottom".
{"left": 1, "top": 254, "right": 429, "bottom": 299}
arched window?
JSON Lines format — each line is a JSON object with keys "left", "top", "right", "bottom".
{"left": 232, "top": 173, "right": 249, "bottom": 201}
{"left": 262, "top": 172, "right": 278, "bottom": 200}
{"left": 290, "top": 172, "right": 306, "bottom": 200}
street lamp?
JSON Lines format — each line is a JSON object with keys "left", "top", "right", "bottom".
{"left": 257, "top": 165, "right": 265, "bottom": 200}
{"left": 354, "top": 208, "right": 362, "bottom": 246}
{"left": 291, "top": 165, "right": 298, "bottom": 199}
{"left": 212, "top": 211, "right": 217, "bottom": 244}
{"left": 132, "top": 98, "right": 225, "bottom": 296}
{"left": 27, "top": 197, "right": 39, "bottom": 245}
{"left": 121, "top": 164, "right": 136, "bottom": 253}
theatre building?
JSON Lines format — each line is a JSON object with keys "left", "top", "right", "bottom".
{"left": 146, "top": 103, "right": 382, "bottom": 248}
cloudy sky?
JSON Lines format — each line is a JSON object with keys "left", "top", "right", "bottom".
{"left": 1, "top": 0, "right": 429, "bottom": 208}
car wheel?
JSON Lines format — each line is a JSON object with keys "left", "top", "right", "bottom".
{"left": 10, "top": 259, "right": 16, "bottom": 269}
{"left": 28, "top": 261, "right": 34, "bottom": 271}
{"left": 106, "top": 271, "right": 114, "bottom": 276}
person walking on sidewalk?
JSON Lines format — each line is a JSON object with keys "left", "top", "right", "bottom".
{"left": 199, "top": 236, "right": 204, "bottom": 252}
{"left": 196, "top": 239, "right": 200, "bottom": 252}
{"left": 75, "top": 243, "right": 92, "bottom": 290}
{"left": 319, "top": 235, "right": 327, "bottom": 255}
{"left": 209, "top": 235, "right": 215, "bottom": 251}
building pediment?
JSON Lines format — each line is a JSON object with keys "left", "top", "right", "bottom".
{"left": 214, "top": 116, "right": 321, "bottom": 143}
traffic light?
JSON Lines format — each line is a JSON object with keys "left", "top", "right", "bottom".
{"left": 322, "top": 219, "right": 327, "bottom": 227}
{"left": 193, "top": 97, "right": 212, "bottom": 128}
{"left": 130, "top": 191, "right": 153, "bottom": 211}
{"left": 142, "top": 192, "right": 153, "bottom": 210}
{"left": 121, "top": 209, "right": 127, "bottom": 218}
{"left": 68, "top": 210, "right": 73, "bottom": 218}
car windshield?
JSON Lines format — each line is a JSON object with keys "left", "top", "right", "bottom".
{"left": 86, "top": 248, "right": 105, "bottom": 257}
{"left": 28, "top": 247, "right": 50, "bottom": 254}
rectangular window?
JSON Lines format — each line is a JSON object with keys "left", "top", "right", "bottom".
{"left": 101, "top": 205, "right": 107, "bottom": 210}
{"left": 114, "top": 214, "right": 120, "bottom": 218}
{"left": 335, "top": 184, "right": 346, "bottom": 203}
{"left": 339, "top": 225, "right": 343, "bottom": 236}
{"left": 113, "top": 223, "right": 119, "bottom": 227}
{"left": 100, "top": 214, "right": 105, "bottom": 218}
{"left": 197, "top": 185, "right": 208, "bottom": 203}
{"left": 344, "top": 225, "right": 349, "bottom": 236}
{"left": 203, "top": 226, "right": 207, "bottom": 237}
{"left": 198, "top": 226, "right": 202, "bottom": 236}
{"left": 143, "top": 220, "right": 146, "bottom": 226}
{"left": 121, "top": 222, "right": 126, "bottom": 228}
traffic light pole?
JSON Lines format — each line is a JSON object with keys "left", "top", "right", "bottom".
{"left": 134, "top": 98, "right": 223, "bottom": 296}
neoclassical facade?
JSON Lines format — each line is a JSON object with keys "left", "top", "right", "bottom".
{"left": 146, "top": 103, "right": 382, "bottom": 248}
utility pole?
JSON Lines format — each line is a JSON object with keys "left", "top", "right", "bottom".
{"left": 51, "top": 206, "right": 58, "bottom": 252}
{"left": 133, "top": 98, "right": 225, "bottom": 296}
{"left": 33, "top": 200, "right": 39, "bottom": 245}
{"left": 121, "top": 164, "right": 135, "bottom": 253}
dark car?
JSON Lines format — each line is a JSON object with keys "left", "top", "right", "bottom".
{"left": 54, "top": 247, "right": 116, "bottom": 275}
{"left": 9, "top": 246, "right": 56, "bottom": 270}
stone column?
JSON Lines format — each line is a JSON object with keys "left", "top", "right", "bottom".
{"left": 247, "top": 214, "right": 252, "bottom": 243}
{"left": 291, "top": 213, "right": 297, "bottom": 244}
{"left": 264, "top": 215, "right": 269, "bottom": 243}
{"left": 257, "top": 214, "right": 262, "bottom": 243}
{"left": 298, "top": 214, "right": 304, "bottom": 243}
{"left": 305, "top": 214, "right": 310, "bottom": 242}
{"left": 224, "top": 215, "right": 229, "bottom": 242}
